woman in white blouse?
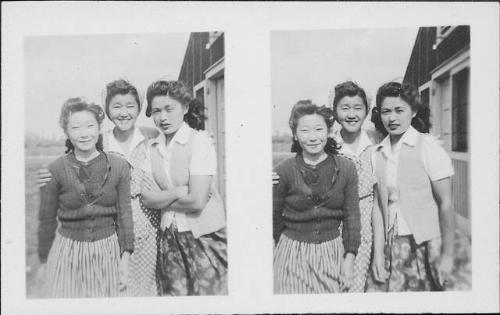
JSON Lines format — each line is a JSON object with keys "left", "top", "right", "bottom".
{"left": 137, "top": 80, "right": 227, "bottom": 296}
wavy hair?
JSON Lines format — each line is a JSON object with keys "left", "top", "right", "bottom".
{"left": 145, "top": 80, "right": 206, "bottom": 130}
{"left": 289, "top": 100, "right": 340, "bottom": 155}
{"left": 59, "top": 97, "right": 105, "bottom": 153}
{"left": 371, "top": 81, "right": 431, "bottom": 136}
{"left": 331, "top": 80, "right": 369, "bottom": 114}
{"left": 104, "top": 79, "right": 141, "bottom": 118}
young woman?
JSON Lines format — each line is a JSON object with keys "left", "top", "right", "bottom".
{"left": 135, "top": 80, "right": 227, "bottom": 296}
{"left": 37, "top": 79, "right": 161, "bottom": 296}
{"left": 330, "top": 81, "right": 380, "bottom": 292}
{"left": 38, "top": 98, "right": 134, "bottom": 298}
{"left": 273, "top": 100, "right": 361, "bottom": 294}
{"left": 367, "top": 81, "right": 455, "bottom": 292}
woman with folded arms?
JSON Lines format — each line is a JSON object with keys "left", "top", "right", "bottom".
{"left": 135, "top": 80, "right": 227, "bottom": 296}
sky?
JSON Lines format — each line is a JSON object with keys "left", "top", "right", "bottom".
{"left": 24, "top": 33, "right": 189, "bottom": 138}
{"left": 271, "top": 27, "right": 419, "bottom": 135}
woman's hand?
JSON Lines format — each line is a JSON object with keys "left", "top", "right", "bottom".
{"left": 174, "top": 186, "right": 189, "bottom": 199}
{"left": 340, "top": 252, "right": 355, "bottom": 291}
{"left": 272, "top": 172, "right": 280, "bottom": 186}
{"left": 36, "top": 168, "right": 52, "bottom": 188}
{"left": 436, "top": 253, "right": 454, "bottom": 286}
{"left": 118, "top": 251, "right": 130, "bottom": 292}
{"left": 207, "top": 132, "right": 217, "bottom": 146}
{"left": 140, "top": 186, "right": 156, "bottom": 208}
{"left": 371, "top": 251, "right": 389, "bottom": 283}
{"left": 36, "top": 263, "right": 47, "bottom": 284}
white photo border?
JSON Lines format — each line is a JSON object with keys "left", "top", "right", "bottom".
{"left": 2, "top": 2, "right": 499, "bottom": 314}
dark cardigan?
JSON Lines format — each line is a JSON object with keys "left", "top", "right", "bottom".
{"left": 273, "top": 154, "right": 361, "bottom": 255}
{"left": 38, "top": 152, "right": 134, "bottom": 263}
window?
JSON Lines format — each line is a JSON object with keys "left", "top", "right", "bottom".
{"left": 420, "top": 88, "right": 430, "bottom": 109}
{"left": 434, "top": 26, "right": 457, "bottom": 49}
{"left": 451, "top": 68, "right": 469, "bottom": 152}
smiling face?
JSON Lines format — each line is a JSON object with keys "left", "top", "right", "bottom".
{"left": 150, "top": 95, "right": 187, "bottom": 135}
{"left": 107, "top": 93, "right": 140, "bottom": 132}
{"left": 335, "top": 95, "right": 367, "bottom": 134}
{"left": 380, "top": 96, "right": 416, "bottom": 137}
{"left": 66, "top": 110, "right": 100, "bottom": 154}
{"left": 295, "top": 114, "right": 328, "bottom": 158}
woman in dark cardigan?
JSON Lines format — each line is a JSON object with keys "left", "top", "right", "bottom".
{"left": 273, "top": 100, "right": 361, "bottom": 294}
{"left": 38, "top": 98, "right": 134, "bottom": 298}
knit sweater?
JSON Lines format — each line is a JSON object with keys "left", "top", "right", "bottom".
{"left": 38, "top": 152, "right": 134, "bottom": 263}
{"left": 273, "top": 154, "right": 361, "bottom": 254}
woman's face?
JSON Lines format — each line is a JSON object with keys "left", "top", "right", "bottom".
{"left": 66, "top": 110, "right": 100, "bottom": 153}
{"left": 335, "top": 95, "right": 367, "bottom": 134}
{"left": 108, "top": 93, "right": 140, "bottom": 132}
{"left": 380, "top": 96, "right": 416, "bottom": 137}
{"left": 295, "top": 114, "right": 328, "bottom": 157}
{"left": 150, "top": 95, "right": 187, "bottom": 135}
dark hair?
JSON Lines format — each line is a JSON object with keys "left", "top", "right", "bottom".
{"left": 371, "top": 81, "right": 431, "bottom": 136}
{"left": 59, "top": 97, "right": 105, "bottom": 153}
{"left": 289, "top": 100, "right": 340, "bottom": 155}
{"left": 145, "top": 80, "right": 206, "bottom": 130}
{"left": 332, "top": 80, "right": 369, "bottom": 114}
{"left": 104, "top": 79, "right": 141, "bottom": 117}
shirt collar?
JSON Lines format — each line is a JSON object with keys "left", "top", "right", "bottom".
{"left": 151, "top": 121, "right": 191, "bottom": 147}
{"left": 334, "top": 129, "right": 374, "bottom": 157}
{"left": 376, "top": 125, "right": 418, "bottom": 156}
{"left": 105, "top": 126, "right": 145, "bottom": 157}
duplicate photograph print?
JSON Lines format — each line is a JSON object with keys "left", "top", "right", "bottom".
{"left": 25, "top": 31, "right": 227, "bottom": 298}
{"left": 271, "top": 26, "right": 471, "bottom": 294}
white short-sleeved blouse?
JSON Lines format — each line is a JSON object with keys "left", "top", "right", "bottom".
{"left": 373, "top": 126, "right": 454, "bottom": 235}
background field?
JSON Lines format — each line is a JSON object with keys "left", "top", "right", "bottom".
{"left": 25, "top": 145, "right": 65, "bottom": 298}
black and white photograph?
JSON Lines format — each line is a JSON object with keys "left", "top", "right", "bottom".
{"left": 24, "top": 31, "right": 227, "bottom": 298}
{"left": 2, "top": 2, "right": 499, "bottom": 314}
{"left": 271, "top": 26, "right": 472, "bottom": 294}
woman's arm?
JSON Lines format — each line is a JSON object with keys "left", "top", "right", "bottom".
{"left": 36, "top": 168, "right": 52, "bottom": 188}
{"left": 166, "top": 131, "right": 216, "bottom": 214}
{"left": 431, "top": 176, "right": 455, "bottom": 278}
{"left": 168, "top": 175, "right": 212, "bottom": 213}
{"left": 371, "top": 186, "right": 388, "bottom": 282}
{"left": 116, "top": 162, "right": 134, "bottom": 255}
{"left": 339, "top": 160, "right": 360, "bottom": 290}
{"left": 341, "top": 160, "right": 361, "bottom": 256}
{"left": 273, "top": 166, "right": 287, "bottom": 244}
{"left": 140, "top": 174, "right": 187, "bottom": 209}
{"left": 38, "top": 165, "right": 59, "bottom": 263}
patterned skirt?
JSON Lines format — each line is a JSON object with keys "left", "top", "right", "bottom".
{"left": 159, "top": 225, "right": 228, "bottom": 296}
{"left": 273, "top": 234, "right": 343, "bottom": 294}
{"left": 365, "top": 231, "right": 442, "bottom": 292}
{"left": 124, "top": 197, "right": 161, "bottom": 297}
{"left": 44, "top": 232, "right": 120, "bottom": 298}
{"left": 349, "top": 195, "right": 373, "bottom": 292}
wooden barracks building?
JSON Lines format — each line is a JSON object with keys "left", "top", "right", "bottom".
{"left": 403, "top": 26, "right": 470, "bottom": 234}
{"left": 178, "top": 32, "right": 226, "bottom": 203}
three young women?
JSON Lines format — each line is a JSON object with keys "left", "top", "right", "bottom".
{"left": 38, "top": 79, "right": 227, "bottom": 296}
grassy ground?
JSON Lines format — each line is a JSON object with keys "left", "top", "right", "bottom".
{"left": 25, "top": 146, "right": 65, "bottom": 298}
